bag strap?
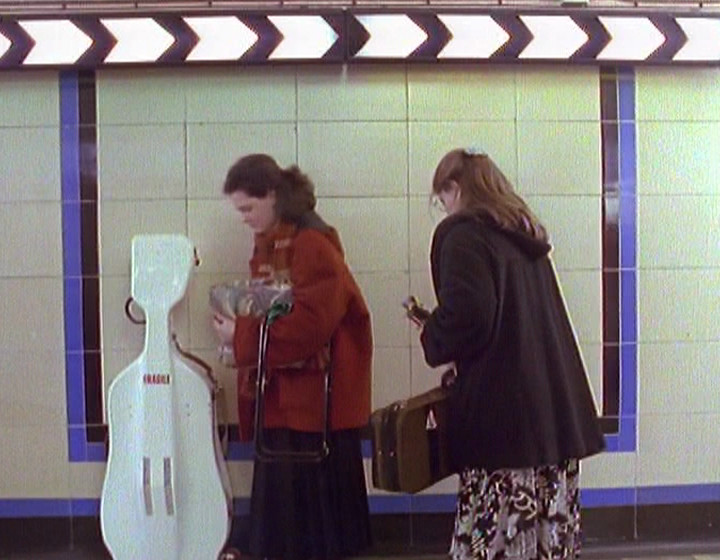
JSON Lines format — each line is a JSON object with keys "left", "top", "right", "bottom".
{"left": 172, "top": 333, "right": 229, "bottom": 458}
{"left": 253, "top": 302, "right": 331, "bottom": 463}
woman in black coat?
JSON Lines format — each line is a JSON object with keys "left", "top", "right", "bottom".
{"left": 420, "top": 148, "right": 605, "bottom": 560}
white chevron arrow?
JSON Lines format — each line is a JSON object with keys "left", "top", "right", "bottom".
{"left": 674, "top": 18, "right": 720, "bottom": 61}
{"left": 438, "top": 15, "right": 509, "bottom": 58}
{"left": 597, "top": 17, "right": 665, "bottom": 60}
{"left": 19, "top": 20, "right": 92, "bottom": 65}
{"left": 102, "top": 18, "right": 175, "bottom": 63}
{"left": 354, "top": 15, "right": 427, "bottom": 58}
{"left": 519, "top": 16, "right": 589, "bottom": 59}
{"left": 184, "top": 16, "right": 257, "bottom": 61}
{"left": 0, "top": 31, "right": 10, "bottom": 60}
{"left": 268, "top": 16, "right": 338, "bottom": 59}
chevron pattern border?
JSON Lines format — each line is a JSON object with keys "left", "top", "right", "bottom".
{"left": 1, "top": 9, "right": 720, "bottom": 69}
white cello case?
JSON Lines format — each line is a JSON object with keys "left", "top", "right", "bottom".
{"left": 100, "top": 234, "right": 231, "bottom": 560}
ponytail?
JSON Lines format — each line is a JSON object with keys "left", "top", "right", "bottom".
{"left": 277, "top": 165, "right": 316, "bottom": 223}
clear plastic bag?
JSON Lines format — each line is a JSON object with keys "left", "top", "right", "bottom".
{"left": 210, "top": 280, "right": 292, "bottom": 366}
{"left": 210, "top": 279, "right": 292, "bottom": 318}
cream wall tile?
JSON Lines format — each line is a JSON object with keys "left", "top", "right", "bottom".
{"left": 0, "top": 127, "right": 61, "bottom": 202}
{"left": 411, "top": 345, "right": 450, "bottom": 395}
{"left": 637, "top": 412, "right": 720, "bottom": 485}
{"left": 637, "top": 122, "right": 720, "bottom": 196}
{"left": 316, "top": 197, "right": 408, "bottom": 273}
{"left": 0, "top": 350, "right": 66, "bottom": 428}
{"left": 97, "top": 69, "right": 186, "bottom": 125}
{"left": 184, "top": 68, "right": 297, "bottom": 124}
{"left": 70, "top": 462, "right": 106, "bottom": 498}
{"left": 637, "top": 67, "right": 720, "bottom": 122}
{"left": 100, "top": 274, "right": 144, "bottom": 353}
{"left": 408, "top": 65, "right": 516, "bottom": 121}
{"left": 0, "top": 202, "right": 62, "bottom": 277}
{"left": 639, "top": 342, "right": 720, "bottom": 414}
{"left": 99, "top": 200, "right": 187, "bottom": 275}
{"left": 227, "top": 460, "right": 254, "bottom": 498}
{"left": 579, "top": 343, "right": 603, "bottom": 412}
{"left": 297, "top": 65, "right": 407, "bottom": 122}
{"left": 98, "top": 124, "right": 186, "bottom": 200}
{"left": 408, "top": 197, "right": 441, "bottom": 272}
{"left": 580, "top": 451, "right": 637, "bottom": 489}
{"left": 187, "top": 123, "right": 297, "bottom": 199}
{"left": 553, "top": 269, "right": 603, "bottom": 344}
{"left": 526, "top": 195, "right": 602, "bottom": 271}
{"left": 0, "top": 278, "right": 64, "bottom": 351}
{"left": 372, "top": 346, "right": 411, "bottom": 410}
{"left": 639, "top": 269, "right": 720, "bottom": 343}
{"left": 638, "top": 195, "right": 720, "bottom": 269}
{"left": 408, "top": 121, "right": 518, "bottom": 196}
{"left": 517, "top": 66, "right": 600, "bottom": 122}
{"left": 188, "top": 199, "right": 254, "bottom": 275}
{"left": 298, "top": 122, "right": 407, "bottom": 197}
{"left": 517, "top": 121, "right": 601, "bottom": 196}
{"left": 355, "top": 271, "right": 411, "bottom": 349}
{"left": 0, "top": 425, "right": 70, "bottom": 498}
{"left": 0, "top": 72, "right": 58, "bottom": 127}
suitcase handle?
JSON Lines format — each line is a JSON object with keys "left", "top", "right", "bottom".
{"left": 253, "top": 304, "right": 331, "bottom": 463}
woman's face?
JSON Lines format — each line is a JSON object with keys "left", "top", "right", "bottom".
{"left": 437, "top": 181, "right": 462, "bottom": 215}
{"left": 229, "top": 190, "right": 278, "bottom": 233}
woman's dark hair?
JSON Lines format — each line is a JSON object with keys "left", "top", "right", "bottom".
{"left": 432, "top": 148, "right": 548, "bottom": 243}
{"left": 223, "top": 153, "right": 316, "bottom": 224}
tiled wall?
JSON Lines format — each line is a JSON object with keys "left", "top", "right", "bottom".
{"left": 0, "top": 64, "right": 718, "bottom": 534}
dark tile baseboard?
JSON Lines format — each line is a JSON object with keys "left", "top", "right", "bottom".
{"left": 1, "top": 503, "right": 719, "bottom": 557}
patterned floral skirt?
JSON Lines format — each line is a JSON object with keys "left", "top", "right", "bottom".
{"left": 450, "top": 459, "right": 581, "bottom": 560}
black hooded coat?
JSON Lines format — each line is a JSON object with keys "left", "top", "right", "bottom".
{"left": 420, "top": 213, "right": 606, "bottom": 471}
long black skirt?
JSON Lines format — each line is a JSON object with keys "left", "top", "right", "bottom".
{"left": 237, "top": 428, "right": 372, "bottom": 560}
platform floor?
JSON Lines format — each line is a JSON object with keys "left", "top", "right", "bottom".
{"left": 6, "top": 546, "right": 720, "bottom": 560}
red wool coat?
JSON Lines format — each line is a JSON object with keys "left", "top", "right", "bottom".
{"left": 232, "top": 219, "right": 373, "bottom": 436}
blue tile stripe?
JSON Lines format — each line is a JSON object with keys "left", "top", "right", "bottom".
{"left": 616, "top": 68, "right": 638, "bottom": 455}
{"left": 60, "top": 71, "right": 90, "bottom": 463}
{"left": 3, "top": 484, "right": 719, "bottom": 517}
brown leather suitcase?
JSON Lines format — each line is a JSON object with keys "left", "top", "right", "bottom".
{"left": 370, "top": 385, "right": 453, "bottom": 494}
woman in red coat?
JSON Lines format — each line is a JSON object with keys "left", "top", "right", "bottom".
{"left": 213, "top": 153, "right": 373, "bottom": 560}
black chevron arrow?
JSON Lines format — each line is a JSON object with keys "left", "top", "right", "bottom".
{"left": 346, "top": 14, "right": 370, "bottom": 59}
{"left": 647, "top": 15, "right": 687, "bottom": 62}
{"left": 72, "top": 18, "right": 116, "bottom": 69}
{"left": 571, "top": 15, "right": 611, "bottom": 62}
{"left": 323, "top": 14, "right": 345, "bottom": 60}
{"left": 408, "top": 14, "right": 452, "bottom": 59}
{"left": 0, "top": 20, "right": 33, "bottom": 68}
{"left": 156, "top": 16, "right": 199, "bottom": 64}
{"left": 241, "top": 14, "right": 284, "bottom": 61}
{"left": 492, "top": 13, "right": 533, "bottom": 60}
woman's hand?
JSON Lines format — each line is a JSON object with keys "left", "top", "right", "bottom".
{"left": 212, "top": 313, "right": 235, "bottom": 345}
